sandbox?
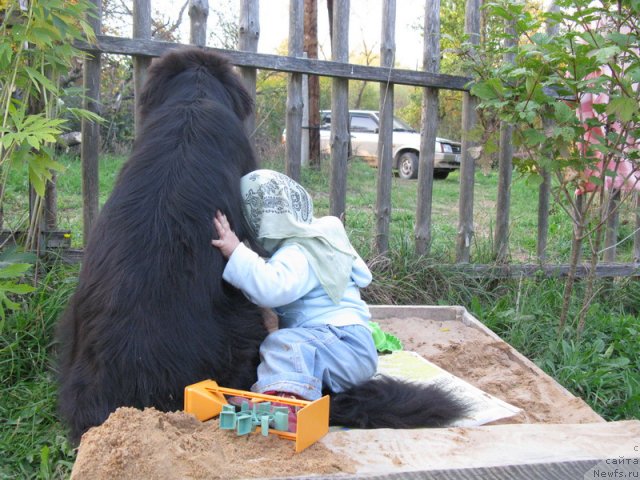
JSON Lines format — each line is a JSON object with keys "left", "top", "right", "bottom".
{"left": 70, "top": 306, "right": 640, "bottom": 479}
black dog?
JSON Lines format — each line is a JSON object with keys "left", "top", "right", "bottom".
{"left": 55, "top": 48, "right": 268, "bottom": 444}
{"left": 56, "top": 48, "right": 468, "bottom": 444}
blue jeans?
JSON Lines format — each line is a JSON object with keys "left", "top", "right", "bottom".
{"left": 251, "top": 324, "right": 378, "bottom": 401}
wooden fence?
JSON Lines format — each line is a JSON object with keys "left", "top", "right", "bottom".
{"left": 25, "top": 0, "right": 640, "bottom": 277}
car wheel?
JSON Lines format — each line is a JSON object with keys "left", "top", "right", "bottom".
{"left": 398, "top": 152, "right": 418, "bottom": 179}
{"left": 434, "top": 170, "right": 450, "bottom": 180}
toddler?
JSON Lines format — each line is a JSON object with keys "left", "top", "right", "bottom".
{"left": 212, "top": 169, "right": 378, "bottom": 414}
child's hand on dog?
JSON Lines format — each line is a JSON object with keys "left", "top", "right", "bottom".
{"left": 211, "top": 210, "right": 240, "bottom": 258}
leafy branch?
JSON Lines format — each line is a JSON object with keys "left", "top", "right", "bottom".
{"left": 0, "top": 0, "right": 98, "bottom": 319}
{"left": 463, "top": 0, "right": 640, "bottom": 336}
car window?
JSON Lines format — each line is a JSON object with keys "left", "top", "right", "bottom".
{"left": 350, "top": 115, "right": 378, "bottom": 133}
{"left": 392, "top": 117, "right": 416, "bottom": 132}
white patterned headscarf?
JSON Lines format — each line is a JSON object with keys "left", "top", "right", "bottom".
{"left": 240, "top": 169, "right": 358, "bottom": 304}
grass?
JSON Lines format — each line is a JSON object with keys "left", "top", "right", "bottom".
{"left": 4, "top": 150, "right": 637, "bottom": 263}
{"left": 1, "top": 261, "right": 79, "bottom": 479}
{"left": 269, "top": 154, "right": 634, "bottom": 264}
{"left": 1, "top": 151, "right": 638, "bottom": 478}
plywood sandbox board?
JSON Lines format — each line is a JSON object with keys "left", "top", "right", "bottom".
{"left": 70, "top": 306, "right": 639, "bottom": 480}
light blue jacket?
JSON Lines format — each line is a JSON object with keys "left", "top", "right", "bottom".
{"left": 222, "top": 243, "right": 372, "bottom": 329}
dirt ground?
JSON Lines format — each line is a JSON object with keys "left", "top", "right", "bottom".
{"left": 70, "top": 314, "right": 602, "bottom": 479}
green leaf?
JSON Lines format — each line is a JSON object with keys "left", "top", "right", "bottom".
{"left": 0, "top": 283, "right": 36, "bottom": 295}
{"left": 0, "top": 294, "right": 21, "bottom": 313}
{"left": 531, "top": 32, "right": 550, "bottom": 46}
{"left": 606, "top": 357, "right": 631, "bottom": 368}
{"left": 26, "top": 135, "right": 41, "bottom": 150}
{"left": 606, "top": 97, "right": 638, "bottom": 122}
{"left": 39, "top": 444, "right": 51, "bottom": 479}
{"left": 554, "top": 102, "right": 575, "bottom": 124}
{"left": 29, "top": 166, "right": 47, "bottom": 197}
{"left": 607, "top": 32, "right": 636, "bottom": 48}
{"left": 471, "top": 79, "right": 504, "bottom": 101}
{"left": 0, "top": 263, "right": 33, "bottom": 279}
{"left": 23, "top": 66, "right": 58, "bottom": 94}
{"left": 66, "top": 107, "right": 104, "bottom": 124}
{"left": 521, "top": 128, "right": 547, "bottom": 146}
{"left": 628, "top": 67, "right": 640, "bottom": 83}
{"left": 587, "top": 46, "right": 621, "bottom": 64}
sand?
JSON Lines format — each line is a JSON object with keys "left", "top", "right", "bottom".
{"left": 70, "top": 407, "right": 351, "bottom": 480}
{"left": 70, "top": 313, "right": 603, "bottom": 479}
{"left": 375, "top": 315, "right": 603, "bottom": 425}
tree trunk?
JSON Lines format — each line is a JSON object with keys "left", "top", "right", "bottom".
{"left": 559, "top": 194, "right": 585, "bottom": 332}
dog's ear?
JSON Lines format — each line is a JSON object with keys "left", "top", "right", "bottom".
{"left": 138, "top": 48, "right": 253, "bottom": 123}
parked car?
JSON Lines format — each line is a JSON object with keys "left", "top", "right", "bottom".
{"left": 318, "top": 110, "right": 461, "bottom": 180}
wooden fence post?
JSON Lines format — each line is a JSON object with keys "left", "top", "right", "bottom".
{"left": 81, "top": 0, "right": 102, "bottom": 245}
{"left": 374, "top": 0, "right": 396, "bottom": 256}
{"left": 494, "top": 19, "right": 516, "bottom": 263}
{"left": 603, "top": 189, "right": 620, "bottom": 262}
{"left": 238, "top": 0, "right": 259, "bottom": 140}
{"left": 537, "top": 1, "right": 558, "bottom": 263}
{"left": 285, "top": 0, "right": 304, "bottom": 182}
{"left": 634, "top": 192, "right": 640, "bottom": 263}
{"left": 304, "top": 0, "right": 321, "bottom": 168}
{"left": 329, "top": 0, "right": 349, "bottom": 220}
{"left": 537, "top": 168, "right": 552, "bottom": 262}
{"left": 133, "top": 0, "right": 152, "bottom": 134}
{"left": 44, "top": 173, "right": 57, "bottom": 230}
{"left": 415, "top": 0, "right": 440, "bottom": 256}
{"left": 302, "top": 55, "right": 309, "bottom": 166}
{"left": 189, "top": 0, "right": 209, "bottom": 46}
{"left": 455, "top": 0, "right": 481, "bottom": 263}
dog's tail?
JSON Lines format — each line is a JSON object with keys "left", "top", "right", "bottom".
{"left": 329, "top": 375, "right": 470, "bottom": 428}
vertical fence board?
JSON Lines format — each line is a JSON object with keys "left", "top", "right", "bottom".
{"left": 455, "top": 0, "right": 481, "bottom": 263}
{"left": 189, "top": 0, "right": 209, "bottom": 46}
{"left": 537, "top": 168, "right": 552, "bottom": 262}
{"left": 537, "top": 1, "right": 558, "bottom": 262}
{"left": 133, "top": 0, "right": 152, "bottom": 134}
{"left": 44, "top": 173, "right": 57, "bottom": 230}
{"left": 285, "top": 0, "right": 304, "bottom": 182}
{"left": 374, "top": 0, "right": 396, "bottom": 255}
{"left": 415, "top": 0, "right": 440, "bottom": 256}
{"left": 603, "top": 190, "right": 620, "bottom": 262}
{"left": 494, "top": 20, "right": 516, "bottom": 262}
{"left": 304, "top": 0, "right": 321, "bottom": 168}
{"left": 238, "top": 0, "right": 259, "bottom": 140}
{"left": 634, "top": 192, "right": 640, "bottom": 263}
{"left": 302, "top": 56, "right": 309, "bottom": 166}
{"left": 81, "top": 0, "right": 102, "bottom": 244}
{"left": 495, "top": 122, "right": 513, "bottom": 261}
{"left": 329, "top": 0, "right": 349, "bottom": 220}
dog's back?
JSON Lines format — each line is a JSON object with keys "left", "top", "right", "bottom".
{"left": 55, "top": 49, "right": 267, "bottom": 443}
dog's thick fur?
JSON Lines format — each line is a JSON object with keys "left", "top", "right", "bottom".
{"left": 56, "top": 48, "right": 468, "bottom": 444}
{"left": 55, "top": 48, "right": 268, "bottom": 444}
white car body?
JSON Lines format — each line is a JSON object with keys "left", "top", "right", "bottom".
{"left": 318, "top": 110, "right": 461, "bottom": 179}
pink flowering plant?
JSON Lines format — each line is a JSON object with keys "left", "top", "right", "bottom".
{"left": 462, "top": 0, "right": 639, "bottom": 333}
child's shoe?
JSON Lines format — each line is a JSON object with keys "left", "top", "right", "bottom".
{"left": 263, "top": 391, "right": 304, "bottom": 433}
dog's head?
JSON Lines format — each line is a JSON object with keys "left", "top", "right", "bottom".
{"left": 137, "top": 48, "right": 253, "bottom": 125}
